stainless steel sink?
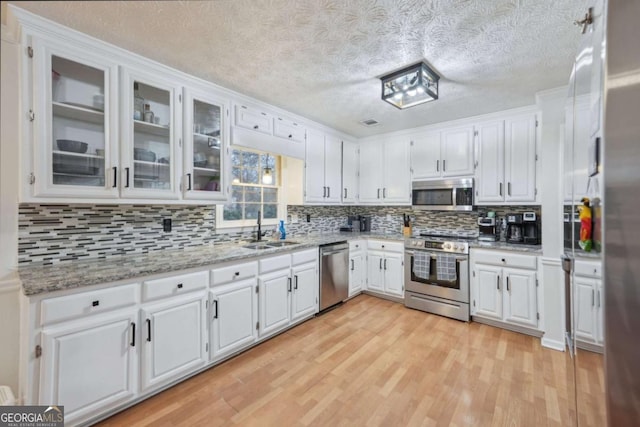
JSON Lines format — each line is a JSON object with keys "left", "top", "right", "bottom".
{"left": 242, "top": 243, "right": 271, "bottom": 250}
{"left": 265, "top": 241, "right": 299, "bottom": 247}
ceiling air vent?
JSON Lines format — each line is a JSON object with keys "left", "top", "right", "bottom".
{"left": 360, "top": 118, "right": 380, "bottom": 127}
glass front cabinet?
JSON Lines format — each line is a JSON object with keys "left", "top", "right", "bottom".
{"left": 120, "top": 67, "right": 181, "bottom": 199}
{"left": 31, "top": 37, "right": 119, "bottom": 198}
{"left": 25, "top": 36, "right": 229, "bottom": 203}
{"left": 183, "top": 88, "right": 230, "bottom": 200}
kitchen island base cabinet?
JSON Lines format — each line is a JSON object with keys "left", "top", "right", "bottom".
{"left": 39, "top": 310, "right": 138, "bottom": 426}
{"left": 209, "top": 279, "right": 258, "bottom": 362}
{"left": 140, "top": 293, "right": 208, "bottom": 393}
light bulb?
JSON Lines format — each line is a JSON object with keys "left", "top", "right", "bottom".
{"left": 417, "top": 86, "right": 425, "bottom": 93}
{"left": 407, "top": 89, "right": 417, "bottom": 97}
{"left": 394, "top": 93, "right": 402, "bottom": 100}
{"left": 262, "top": 168, "right": 273, "bottom": 184}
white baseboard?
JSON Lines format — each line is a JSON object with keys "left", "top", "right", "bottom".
{"left": 541, "top": 337, "right": 565, "bottom": 352}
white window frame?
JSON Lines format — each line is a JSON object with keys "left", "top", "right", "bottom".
{"left": 215, "top": 148, "right": 284, "bottom": 230}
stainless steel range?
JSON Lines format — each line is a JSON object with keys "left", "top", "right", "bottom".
{"left": 404, "top": 234, "right": 471, "bottom": 321}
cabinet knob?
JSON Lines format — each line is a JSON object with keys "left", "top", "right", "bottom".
{"left": 92, "top": 300, "right": 99, "bottom": 307}
{"left": 253, "top": 125, "right": 259, "bottom": 130}
{"left": 501, "top": 258, "right": 506, "bottom": 263}
{"left": 235, "top": 271, "right": 240, "bottom": 276}
{"left": 288, "top": 134, "right": 293, "bottom": 138}
{"left": 177, "top": 283, "right": 183, "bottom": 289}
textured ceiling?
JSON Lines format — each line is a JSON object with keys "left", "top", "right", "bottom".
{"left": 2, "top": 0, "right": 588, "bottom": 137}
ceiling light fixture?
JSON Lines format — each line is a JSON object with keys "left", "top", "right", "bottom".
{"left": 380, "top": 61, "right": 439, "bottom": 109}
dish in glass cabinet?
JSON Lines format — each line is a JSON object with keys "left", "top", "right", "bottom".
{"left": 57, "top": 139, "right": 88, "bottom": 153}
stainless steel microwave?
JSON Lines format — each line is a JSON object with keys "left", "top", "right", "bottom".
{"left": 411, "top": 178, "right": 474, "bottom": 211}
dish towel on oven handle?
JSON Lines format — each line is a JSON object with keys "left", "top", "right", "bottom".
{"left": 436, "top": 253, "right": 457, "bottom": 281}
{"left": 413, "top": 251, "right": 431, "bottom": 280}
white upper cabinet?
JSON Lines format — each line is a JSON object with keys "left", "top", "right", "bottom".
{"left": 410, "top": 131, "right": 441, "bottom": 179}
{"left": 441, "top": 126, "right": 475, "bottom": 177}
{"left": 273, "top": 116, "right": 305, "bottom": 143}
{"left": 358, "top": 141, "right": 384, "bottom": 203}
{"left": 504, "top": 114, "right": 537, "bottom": 202}
{"left": 234, "top": 104, "right": 272, "bottom": 135}
{"left": 475, "top": 120, "right": 505, "bottom": 203}
{"left": 410, "top": 126, "right": 474, "bottom": 180}
{"left": 475, "top": 113, "right": 537, "bottom": 204}
{"left": 359, "top": 138, "right": 410, "bottom": 205}
{"left": 341, "top": 140, "right": 359, "bottom": 203}
{"left": 304, "top": 129, "right": 342, "bottom": 204}
{"left": 29, "top": 36, "right": 119, "bottom": 199}
{"left": 183, "top": 88, "right": 230, "bottom": 200}
{"left": 120, "top": 67, "right": 182, "bottom": 200}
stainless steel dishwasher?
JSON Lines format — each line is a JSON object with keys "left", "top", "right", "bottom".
{"left": 319, "top": 241, "right": 349, "bottom": 311}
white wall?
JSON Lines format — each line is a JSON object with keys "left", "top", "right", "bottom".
{"left": 0, "top": 24, "right": 21, "bottom": 395}
{"left": 536, "top": 87, "right": 568, "bottom": 351}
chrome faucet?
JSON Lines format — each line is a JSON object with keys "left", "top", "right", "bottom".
{"left": 256, "top": 210, "right": 262, "bottom": 242}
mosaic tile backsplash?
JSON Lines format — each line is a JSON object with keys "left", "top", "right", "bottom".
{"left": 19, "top": 204, "right": 541, "bottom": 265}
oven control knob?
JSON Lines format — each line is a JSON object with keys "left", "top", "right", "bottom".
{"left": 444, "top": 243, "right": 452, "bottom": 250}
{"left": 452, "top": 244, "right": 459, "bottom": 251}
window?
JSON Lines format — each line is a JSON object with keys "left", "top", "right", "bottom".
{"left": 217, "top": 149, "right": 281, "bottom": 228}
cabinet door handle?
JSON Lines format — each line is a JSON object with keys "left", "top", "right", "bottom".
{"left": 506, "top": 277, "right": 510, "bottom": 291}
{"left": 125, "top": 167, "right": 130, "bottom": 188}
{"left": 146, "top": 318, "right": 151, "bottom": 342}
{"left": 436, "top": 160, "right": 439, "bottom": 172}
{"left": 112, "top": 167, "right": 118, "bottom": 188}
{"left": 499, "top": 182, "right": 503, "bottom": 196}
{"left": 323, "top": 186, "right": 327, "bottom": 197}
{"left": 344, "top": 188, "right": 347, "bottom": 198}
{"left": 130, "top": 322, "right": 136, "bottom": 347}
{"left": 213, "top": 300, "right": 219, "bottom": 319}
{"left": 383, "top": 188, "right": 386, "bottom": 198}
{"left": 497, "top": 276, "right": 500, "bottom": 290}
{"left": 508, "top": 182, "right": 511, "bottom": 196}
{"left": 384, "top": 259, "right": 387, "bottom": 270}
{"left": 253, "top": 125, "right": 259, "bottom": 130}
{"left": 92, "top": 300, "right": 99, "bottom": 307}
{"left": 288, "top": 277, "right": 292, "bottom": 292}
{"left": 327, "top": 187, "right": 330, "bottom": 198}
{"left": 377, "top": 188, "right": 381, "bottom": 199}
{"left": 592, "top": 289, "right": 595, "bottom": 307}
{"left": 187, "top": 173, "right": 192, "bottom": 191}
{"left": 294, "top": 275, "right": 298, "bottom": 290}
{"left": 443, "top": 160, "right": 446, "bottom": 172}
{"left": 351, "top": 259, "right": 354, "bottom": 271}
{"left": 379, "top": 259, "right": 383, "bottom": 270}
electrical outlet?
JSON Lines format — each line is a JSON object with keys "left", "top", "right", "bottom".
{"left": 163, "top": 218, "right": 172, "bottom": 232}
{"left": 386, "top": 214, "right": 392, "bottom": 221}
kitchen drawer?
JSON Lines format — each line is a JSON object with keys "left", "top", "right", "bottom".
{"left": 349, "top": 240, "right": 364, "bottom": 252}
{"left": 41, "top": 284, "right": 138, "bottom": 326}
{"left": 235, "top": 104, "right": 272, "bottom": 134}
{"left": 574, "top": 260, "right": 602, "bottom": 278}
{"left": 273, "top": 117, "right": 305, "bottom": 143}
{"left": 367, "top": 240, "right": 404, "bottom": 253}
{"left": 142, "top": 271, "right": 208, "bottom": 302}
{"left": 259, "top": 254, "right": 291, "bottom": 274}
{"left": 211, "top": 261, "right": 258, "bottom": 286}
{"left": 292, "top": 249, "right": 317, "bottom": 266}
{"left": 472, "top": 249, "right": 537, "bottom": 270}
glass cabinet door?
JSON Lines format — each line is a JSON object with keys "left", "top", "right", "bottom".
{"left": 32, "top": 38, "right": 118, "bottom": 198}
{"left": 183, "top": 89, "right": 229, "bottom": 200}
{"left": 120, "top": 68, "right": 180, "bottom": 199}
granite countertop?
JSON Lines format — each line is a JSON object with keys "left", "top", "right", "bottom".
{"left": 469, "top": 240, "right": 543, "bottom": 254}
{"left": 18, "top": 232, "right": 407, "bottom": 296}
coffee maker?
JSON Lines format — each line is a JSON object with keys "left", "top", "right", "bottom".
{"left": 505, "top": 213, "right": 524, "bottom": 244}
{"left": 340, "top": 215, "right": 372, "bottom": 232}
{"left": 478, "top": 217, "right": 499, "bottom": 241}
{"left": 523, "top": 212, "right": 541, "bottom": 245}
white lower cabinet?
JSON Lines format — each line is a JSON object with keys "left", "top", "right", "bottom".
{"left": 471, "top": 249, "right": 539, "bottom": 330}
{"left": 348, "top": 241, "right": 365, "bottom": 297}
{"left": 365, "top": 240, "right": 405, "bottom": 298}
{"left": 140, "top": 293, "right": 208, "bottom": 392}
{"left": 573, "top": 260, "right": 604, "bottom": 349}
{"left": 39, "top": 309, "right": 138, "bottom": 425}
{"left": 291, "top": 262, "right": 318, "bottom": 322}
{"left": 209, "top": 278, "right": 258, "bottom": 361}
{"left": 258, "top": 268, "right": 293, "bottom": 337}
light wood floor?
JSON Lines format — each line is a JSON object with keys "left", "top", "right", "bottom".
{"left": 98, "top": 295, "right": 604, "bottom": 426}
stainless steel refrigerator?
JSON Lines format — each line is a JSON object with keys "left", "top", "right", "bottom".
{"left": 564, "top": 1, "right": 640, "bottom": 426}
{"left": 602, "top": 0, "right": 640, "bottom": 425}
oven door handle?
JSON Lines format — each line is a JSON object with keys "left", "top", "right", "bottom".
{"left": 405, "top": 250, "right": 467, "bottom": 262}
